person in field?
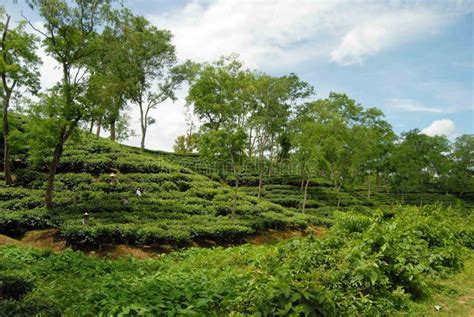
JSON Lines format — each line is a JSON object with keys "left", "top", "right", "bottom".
{"left": 82, "top": 212, "right": 89, "bottom": 225}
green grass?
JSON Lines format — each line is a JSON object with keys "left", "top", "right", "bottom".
{"left": 399, "top": 256, "right": 474, "bottom": 316}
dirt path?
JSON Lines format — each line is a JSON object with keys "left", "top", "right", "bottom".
{"left": 0, "top": 225, "right": 327, "bottom": 259}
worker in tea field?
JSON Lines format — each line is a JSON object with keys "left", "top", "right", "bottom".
{"left": 136, "top": 188, "right": 142, "bottom": 197}
{"left": 109, "top": 168, "right": 120, "bottom": 186}
{"left": 109, "top": 172, "right": 119, "bottom": 185}
{"left": 82, "top": 212, "right": 89, "bottom": 225}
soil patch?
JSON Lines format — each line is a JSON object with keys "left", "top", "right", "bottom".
{"left": 1, "top": 226, "right": 328, "bottom": 259}
{"left": 0, "top": 234, "right": 22, "bottom": 246}
{"left": 20, "top": 229, "right": 66, "bottom": 252}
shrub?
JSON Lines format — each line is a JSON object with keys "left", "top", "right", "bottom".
{"left": 0, "top": 274, "right": 34, "bottom": 300}
{"left": 0, "top": 297, "right": 61, "bottom": 317}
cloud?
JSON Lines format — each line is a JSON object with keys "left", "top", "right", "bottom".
{"left": 421, "top": 119, "right": 457, "bottom": 138}
{"left": 149, "top": 1, "right": 471, "bottom": 68}
{"left": 387, "top": 98, "right": 448, "bottom": 113}
{"left": 148, "top": 0, "right": 339, "bottom": 68}
{"left": 37, "top": 46, "right": 62, "bottom": 89}
{"left": 330, "top": 10, "right": 444, "bottom": 65}
{"left": 122, "top": 88, "right": 195, "bottom": 151}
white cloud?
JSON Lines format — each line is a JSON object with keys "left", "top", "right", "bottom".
{"left": 387, "top": 98, "right": 448, "bottom": 113}
{"left": 330, "top": 10, "right": 444, "bottom": 65}
{"left": 149, "top": 1, "right": 470, "bottom": 68}
{"left": 37, "top": 46, "right": 62, "bottom": 89}
{"left": 421, "top": 119, "right": 457, "bottom": 138}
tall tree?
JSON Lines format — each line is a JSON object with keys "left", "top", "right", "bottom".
{"left": 0, "top": 7, "right": 40, "bottom": 185}
{"left": 249, "top": 72, "right": 313, "bottom": 197}
{"left": 198, "top": 128, "right": 247, "bottom": 214}
{"left": 26, "top": 0, "right": 110, "bottom": 208}
{"left": 187, "top": 55, "right": 254, "bottom": 211}
{"left": 293, "top": 93, "right": 389, "bottom": 209}
{"left": 122, "top": 15, "right": 181, "bottom": 150}
{"left": 84, "top": 8, "right": 136, "bottom": 142}
{"left": 186, "top": 55, "right": 253, "bottom": 132}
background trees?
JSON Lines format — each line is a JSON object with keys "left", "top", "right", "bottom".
{"left": 448, "top": 135, "right": 474, "bottom": 196}
{"left": 389, "top": 130, "right": 450, "bottom": 203}
{"left": 0, "top": 7, "right": 40, "bottom": 185}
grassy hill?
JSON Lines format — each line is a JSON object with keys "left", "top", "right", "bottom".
{"left": 1, "top": 133, "right": 312, "bottom": 249}
{"left": 146, "top": 149, "right": 471, "bottom": 216}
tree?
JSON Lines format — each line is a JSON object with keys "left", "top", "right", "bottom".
{"left": 26, "top": 0, "right": 111, "bottom": 208}
{"left": 390, "top": 130, "right": 450, "bottom": 204}
{"left": 187, "top": 55, "right": 254, "bottom": 212}
{"left": 249, "top": 72, "right": 313, "bottom": 197}
{"left": 293, "top": 93, "right": 389, "bottom": 209}
{"left": 0, "top": 7, "right": 40, "bottom": 185}
{"left": 83, "top": 8, "right": 137, "bottom": 142}
{"left": 447, "top": 134, "right": 473, "bottom": 196}
{"left": 173, "top": 134, "right": 196, "bottom": 154}
{"left": 198, "top": 128, "right": 247, "bottom": 214}
{"left": 292, "top": 102, "right": 332, "bottom": 212}
{"left": 186, "top": 55, "right": 253, "bottom": 132}
{"left": 122, "top": 15, "right": 182, "bottom": 150}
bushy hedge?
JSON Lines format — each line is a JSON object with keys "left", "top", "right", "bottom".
{"left": 0, "top": 209, "right": 55, "bottom": 237}
{"left": 0, "top": 271, "right": 60, "bottom": 317}
{"left": 0, "top": 273, "right": 34, "bottom": 300}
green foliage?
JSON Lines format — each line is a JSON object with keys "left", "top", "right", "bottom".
{"left": 0, "top": 205, "right": 471, "bottom": 316}
{"left": 0, "top": 297, "right": 61, "bottom": 317}
{"left": 0, "top": 273, "right": 34, "bottom": 300}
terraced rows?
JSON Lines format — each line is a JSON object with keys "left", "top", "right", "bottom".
{"left": 0, "top": 135, "right": 312, "bottom": 249}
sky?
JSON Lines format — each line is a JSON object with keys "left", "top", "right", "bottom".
{"left": 4, "top": 0, "right": 474, "bottom": 151}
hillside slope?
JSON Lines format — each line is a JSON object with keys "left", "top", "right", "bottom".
{"left": 145, "top": 149, "right": 471, "bottom": 217}
{"left": 1, "top": 133, "right": 311, "bottom": 249}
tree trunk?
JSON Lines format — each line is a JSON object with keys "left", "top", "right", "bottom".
{"left": 232, "top": 170, "right": 239, "bottom": 216}
{"left": 139, "top": 99, "right": 147, "bottom": 151}
{"left": 140, "top": 128, "right": 146, "bottom": 151}
{"left": 95, "top": 118, "right": 101, "bottom": 137}
{"left": 257, "top": 149, "right": 264, "bottom": 199}
{"left": 45, "top": 140, "right": 65, "bottom": 209}
{"left": 1, "top": 15, "right": 13, "bottom": 186}
{"left": 367, "top": 173, "right": 371, "bottom": 200}
{"left": 109, "top": 119, "right": 116, "bottom": 142}
{"left": 336, "top": 182, "right": 342, "bottom": 209}
{"left": 2, "top": 93, "right": 12, "bottom": 185}
{"left": 300, "top": 164, "right": 305, "bottom": 192}
{"left": 88, "top": 120, "right": 94, "bottom": 134}
{"left": 302, "top": 177, "right": 310, "bottom": 213}
{"left": 268, "top": 135, "right": 274, "bottom": 176}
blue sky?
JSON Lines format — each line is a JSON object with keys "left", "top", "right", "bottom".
{"left": 5, "top": 0, "right": 474, "bottom": 150}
